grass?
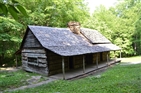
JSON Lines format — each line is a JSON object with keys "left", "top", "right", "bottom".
{"left": 12, "top": 64, "right": 141, "bottom": 93}
{"left": 1, "top": 56, "right": 141, "bottom": 93}
{"left": 11, "top": 62, "right": 141, "bottom": 93}
{"left": 0, "top": 69, "right": 47, "bottom": 92}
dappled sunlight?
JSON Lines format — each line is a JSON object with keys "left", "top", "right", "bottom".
{"left": 121, "top": 56, "right": 141, "bottom": 64}
{"left": 0, "top": 67, "right": 20, "bottom": 72}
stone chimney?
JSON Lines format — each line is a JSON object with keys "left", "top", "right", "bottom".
{"left": 67, "top": 21, "right": 81, "bottom": 34}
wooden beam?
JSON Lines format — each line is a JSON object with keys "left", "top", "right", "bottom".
{"left": 96, "top": 54, "right": 98, "bottom": 68}
{"left": 83, "top": 55, "right": 85, "bottom": 73}
{"left": 62, "top": 56, "right": 65, "bottom": 80}
{"left": 120, "top": 50, "right": 122, "bottom": 59}
{"left": 107, "top": 53, "right": 109, "bottom": 66}
{"left": 114, "top": 51, "right": 116, "bottom": 62}
{"left": 15, "top": 55, "right": 18, "bottom": 68}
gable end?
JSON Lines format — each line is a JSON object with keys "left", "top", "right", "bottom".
{"left": 22, "top": 28, "right": 42, "bottom": 48}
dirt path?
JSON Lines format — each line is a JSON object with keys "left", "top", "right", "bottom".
{"left": 4, "top": 78, "right": 57, "bottom": 92}
{"left": 0, "top": 67, "right": 22, "bottom": 72}
{"left": 120, "top": 61, "right": 141, "bottom": 65}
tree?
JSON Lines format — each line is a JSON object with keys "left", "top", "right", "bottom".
{"left": 83, "top": 1, "right": 140, "bottom": 57}
{"left": 115, "top": 0, "right": 141, "bottom": 56}
{"left": 0, "top": 0, "right": 90, "bottom": 66}
{"left": 0, "top": 16, "right": 23, "bottom": 66}
{"left": 0, "top": 0, "right": 28, "bottom": 20}
{"left": 18, "top": 0, "right": 90, "bottom": 27}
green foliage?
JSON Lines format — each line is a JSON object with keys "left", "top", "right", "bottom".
{"left": 112, "top": 0, "right": 141, "bottom": 56}
{"left": 134, "top": 12, "right": 141, "bottom": 55}
{"left": 0, "top": 0, "right": 28, "bottom": 20}
{"left": 83, "top": 0, "right": 141, "bottom": 57}
{"left": 11, "top": 64, "right": 141, "bottom": 93}
{"left": 0, "top": 17, "right": 23, "bottom": 66}
{"left": 0, "top": 0, "right": 90, "bottom": 66}
{"left": 18, "top": 0, "right": 90, "bottom": 27}
{"left": 83, "top": 6, "right": 114, "bottom": 42}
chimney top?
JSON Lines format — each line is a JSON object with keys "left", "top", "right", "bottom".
{"left": 67, "top": 21, "right": 81, "bottom": 34}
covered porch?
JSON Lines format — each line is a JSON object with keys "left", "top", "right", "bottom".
{"left": 49, "top": 58, "right": 121, "bottom": 80}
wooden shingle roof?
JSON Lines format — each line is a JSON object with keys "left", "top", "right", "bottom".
{"left": 21, "top": 25, "right": 120, "bottom": 56}
{"left": 81, "top": 28, "right": 111, "bottom": 44}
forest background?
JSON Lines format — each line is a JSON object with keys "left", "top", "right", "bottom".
{"left": 0, "top": 0, "right": 141, "bottom": 66}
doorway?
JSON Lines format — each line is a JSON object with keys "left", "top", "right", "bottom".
{"left": 69, "top": 56, "right": 74, "bottom": 69}
{"left": 85, "top": 54, "right": 93, "bottom": 65}
{"left": 100, "top": 52, "right": 103, "bottom": 61}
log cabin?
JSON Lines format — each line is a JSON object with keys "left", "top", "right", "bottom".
{"left": 17, "top": 24, "right": 121, "bottom": 79}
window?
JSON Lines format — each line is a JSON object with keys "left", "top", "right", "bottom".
{"left": 27, "top": 57, "right": 47, "bottom": 67}
{"left": 28, "top": 57, "right": 38, "bottom": 64}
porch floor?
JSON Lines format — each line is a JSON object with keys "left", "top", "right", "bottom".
{"left": 49, "top": 59, "right": 121, "bottom": 80}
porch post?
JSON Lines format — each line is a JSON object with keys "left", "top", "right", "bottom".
{"left": 62, "top": 56, "right": 65, "bottom": 80}
{"left": 96, "top": 53, "right": 98, "bottom": 68}
{"left": 107, "top": 52, "right": 109, "bottom": 66}
{"left": 83, "top": 55, "right": 85, "bottom": 73}
{"left": 114, "top": 51, "right": 116, "bottom": 62}
{"left": 120, "top": 50, "right": 122, "bottom": 59}
{"left": 15, "top": 55, "right": 18, "bottom": 68}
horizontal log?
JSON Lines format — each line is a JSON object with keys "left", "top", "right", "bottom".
{"left": 22, "top": 53, "right": 46, "bottom": 58}
{"left": 38, "top": 63, "right": 47, "bottom": 67}
{"left": 22, "top": 60, "right": 27, "bottom": 63}
{"left": 23, "top": 41, "right": 41, "bottom": 47}
{"left": 25, "top": 65, "right": 48, "bottom": 75}
{"left": 38, "top": 58, "right": 47, "bottom": 63}
{"left": 23, "top": 59, "right": 47, "bottom": 68}
{"left": 28, "top": 62, "right": 38, "bottom": 66}
{"left": 22, "top": 49, "right": 46, "bottom": 53}
{"left": 22, "top": 59, "right": 28, "bottom": 61}
{"left": 22, "top": 61, "right": 28, "bottom": 68}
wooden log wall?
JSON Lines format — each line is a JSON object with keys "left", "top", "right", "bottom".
{"left": 93, "top": 53, "right": 100, "bottom": 63}
{"left": 102, "top": 51, "right": 110, "bottom": 62}
{"left": 47, "top": 51, "right": 69, "bottom": 75}
{"left": 22, "top": 49, "right": 48, "bottom": 75}
{"left": 46, "top": 51, "right": 110, "bottom": 76}
{"left": 23, "top": 30, "right": 42, "bottom": 47}
{"left": 92, "top": 52, "right": 110, "bottom": 64}
{"left": 47, "top": 51, "right": 85, "bottom": 75}
{"left": 73, "top": 55, "right": 83, "bottom": 69}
